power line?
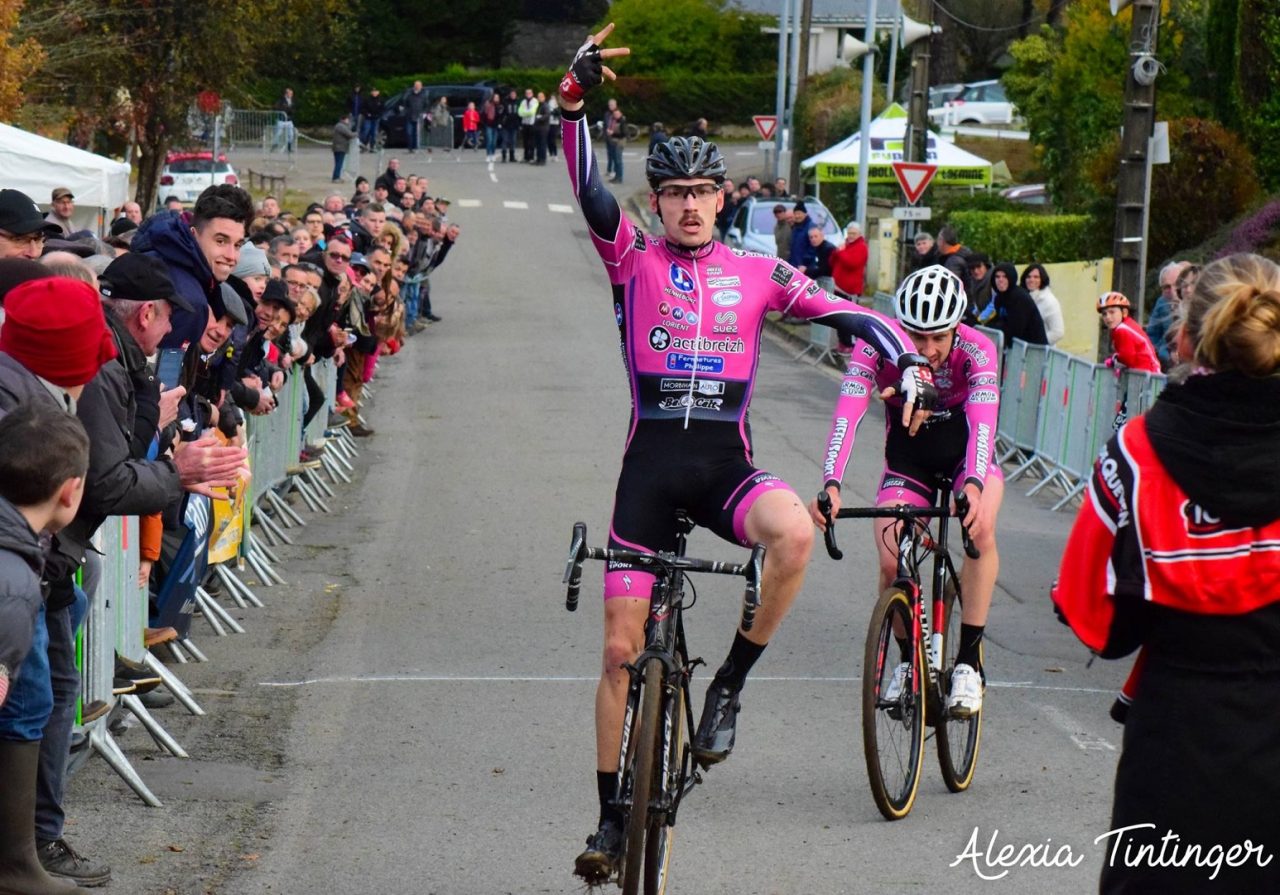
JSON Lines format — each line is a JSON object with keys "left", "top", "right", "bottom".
{"left": 931, "top": 0, "right": 1049, "bottom": 34}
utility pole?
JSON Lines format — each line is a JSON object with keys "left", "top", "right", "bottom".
{"left": 1110, "top": 0, "right": 1161, "bottom": 352}
{"left": 773, "top": 0, "right": 789, "bottom": 181}
{"left": 897, "top": 0, "right": 934, "bottom": 283}
{"left": 854, "top": 0, "right": 878, "bottom": 236}
{"left": 788, "top": 0, "right": 815, "bottom": 191}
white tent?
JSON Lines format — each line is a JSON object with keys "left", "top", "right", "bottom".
{"left": 800, "top": 103, "right": 992, "bottom": 189}
{"left": 0, "top": 123, "right": 131, "bottom": 231}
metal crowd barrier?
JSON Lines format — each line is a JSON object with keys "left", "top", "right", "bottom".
{"left": 66, "top": 356, "right": 357, "bottom": 804}
{"left": 223, "top": 106, "right": 288, "bottom": 154}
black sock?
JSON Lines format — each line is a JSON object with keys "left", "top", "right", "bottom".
{"left": 712, "top": 632, "right": 766, "bottom": 692}
{"left": 957, "top": 624, "right": 985, "bottom": 670}
{"left": 597, "top": 771, "right": 621, "bottom": 827}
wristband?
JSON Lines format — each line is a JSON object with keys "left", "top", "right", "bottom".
{"left": 560, "top": 39, "right": 603, "bottom": 103}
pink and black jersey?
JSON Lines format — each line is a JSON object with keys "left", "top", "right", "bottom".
{"left": 561, "top": 106, "right": 918, "bottom": 456}
{"left": 822, "top": 324, "right": 1000, "bottom": 493}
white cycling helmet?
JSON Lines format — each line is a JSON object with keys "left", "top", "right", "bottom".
{"left": 895, "top": 264, "right": 967, "bottom": 333}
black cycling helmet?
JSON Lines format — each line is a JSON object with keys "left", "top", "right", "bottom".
{"left": 646, "top": 137, "right": 727, "bottom": 190}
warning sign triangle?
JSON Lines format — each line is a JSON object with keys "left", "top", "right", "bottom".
{"left": 752, "top": 115, "right": 778, "bottom": 141}
{"left": 892, "top": 161, "right": 938, "bottom": 205}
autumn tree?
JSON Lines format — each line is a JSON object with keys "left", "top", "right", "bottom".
{"left": 0, "top": 0, "right": 42, "bottom": 121}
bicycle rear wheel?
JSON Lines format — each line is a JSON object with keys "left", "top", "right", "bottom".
{"left": 862, "top": 587, "right": 925, "bottom": 821}
{"left": 643, "top": 672, "right": 684, "bottom": 895}
{"left": 936, "top": 582, "right": 983, "bottom": 792}
{"left": 621, "top": 658, "right": 663, "bottom": 895}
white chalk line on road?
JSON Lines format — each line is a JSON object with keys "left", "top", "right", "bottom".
{"left": 456, "top": 199, "right": 482, "bottom": 207}
{"left": 259, "top": 674, "right": 1113, "bottom": 694}
{"left": 503, "top": 200, "right": 529, "bottom": 209}
{"left": 1036, "top": 702, "right": 1117, "bottom": 752}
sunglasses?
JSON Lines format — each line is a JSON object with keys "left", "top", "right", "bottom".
{"left": 328, "top": 252, "right": 351, "bottom": 262}
{"left": 655, "top": 184, "right": 720, "bottom": 201}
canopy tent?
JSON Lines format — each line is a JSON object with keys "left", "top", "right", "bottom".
{"left": 0, "top": 123, "right": 130, "bottom": 231}
{"left": 800, "top": 103, "right": 992, "bottom": 189}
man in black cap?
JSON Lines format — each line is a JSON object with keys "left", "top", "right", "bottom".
{"left": 33, "top": 254, "right": 245, "bottom": 889}
{"left": 0, "top": 190, "right": 63, "bottom": 260}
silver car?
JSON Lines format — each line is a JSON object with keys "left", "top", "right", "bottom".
{"left": 725, "top": 196, "right": 843, "bottom": 258}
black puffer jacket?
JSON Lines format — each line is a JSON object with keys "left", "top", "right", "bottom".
{"left": 0, "top": 495, "right": 45, "bottom": 693}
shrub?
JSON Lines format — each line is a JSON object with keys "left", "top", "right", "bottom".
{"left": 945, "top": 211, "right": 1105, "bottom": 263}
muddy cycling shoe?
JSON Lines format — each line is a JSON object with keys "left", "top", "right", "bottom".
{"left": 574, "top": 819, "right": 623, "bottom": 884}
{"left": 692, "top": 682, "right": 741, "bottom": 765}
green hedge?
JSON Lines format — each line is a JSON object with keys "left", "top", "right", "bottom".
{"left": 945, "top": 211, "right": 1106, "bottom": 264}
{"left": 248, "top": 70, "right": 775, "bottom": 132}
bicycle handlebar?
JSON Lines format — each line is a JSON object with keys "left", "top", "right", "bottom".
{"left": 815, "top": 492, "right": 980, "bottom": 561}
{"left": 562, "top": 523, "right": 765, "bottom": 629}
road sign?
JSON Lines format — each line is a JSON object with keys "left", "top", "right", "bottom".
{"left": 891, "top": 162, "right": 938, "bottom": 206}
{"left": 753, "top": 115, "right": 778, "bottom": 141}
{"left": 892, "top": 206, "right": 932, "bottom": 221}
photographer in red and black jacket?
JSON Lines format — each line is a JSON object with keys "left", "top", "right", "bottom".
{"left": 1052, "top": 252, "right": 1280, "bottom": 894}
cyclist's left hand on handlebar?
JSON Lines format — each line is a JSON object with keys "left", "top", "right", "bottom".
{"left": 808, "top": 484, "right": 842, "bottom": 530}
{"left": 559, "top": 22, "right": 631, "bottom": 108}
{"left": 957, "top": 482, "right": 992, "bottom": 543}
{"left": 880, "top": 355, "right": 936, "bottom": 436}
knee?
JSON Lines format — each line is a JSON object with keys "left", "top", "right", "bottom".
{"left": 602, "top": 629, "right": 643, "bottom": 680}
{"left": 763, "top": 518, "right": 813, "bottom": 575}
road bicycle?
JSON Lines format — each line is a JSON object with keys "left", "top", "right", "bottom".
{"left": 817, "top": 477, "right": 981, "bottom": 821}
{"left": 564, "top": 515, "right": 764, "bottom": 894}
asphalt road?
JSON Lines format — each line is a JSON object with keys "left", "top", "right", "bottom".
{"left": 66, "top": 144, "right": 1131, "bottom": 894}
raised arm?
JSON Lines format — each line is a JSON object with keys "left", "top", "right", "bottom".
{"left": 558, "top": 24, "right": 635, "bottom": 275}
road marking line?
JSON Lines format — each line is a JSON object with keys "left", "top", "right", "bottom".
{"left": 548, "top": 204, "right": 573, "bottom": 213}
{"left": 259, "top": 673, "right": 1114, "bottom": 693}
{"left": 503, "top": 200, "right": 529, "bottom": 209}
{"left": 457, "top": 199, "right": 482, "bottom": 208}
{"left": 489, "top": 171, "right": 498, "bottom": 183}
{"left": 1036, "top": 703, "right": 1117, "bottom": 751}
{"left": 734, "top": 151, "right": 757, "bottom": 156}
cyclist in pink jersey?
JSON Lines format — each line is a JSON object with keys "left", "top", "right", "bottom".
{"left": 559, "top": 24, "right": 938, "bottom": 883}
{"left": 810, "top": 265, "right": 1003, "bottom": 719}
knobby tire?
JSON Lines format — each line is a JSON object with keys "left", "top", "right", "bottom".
{"left": 621, "top": 659, "right": 663, "bottom": 895}
{"left": 643, "top": 675, "right": 683, "bottom": 894}
{"left": 862, "top": 587, "right": 925, "bottom": 821}
{"left": 936, "top": 582, "right": 983, "bottom": 792}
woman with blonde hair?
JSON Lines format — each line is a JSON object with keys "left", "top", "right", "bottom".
{"left": 1053, "top": 253, "right": 1280, "bottom": 893}
{"left": 377, "top": 224, "right": 404, "bottom": 265}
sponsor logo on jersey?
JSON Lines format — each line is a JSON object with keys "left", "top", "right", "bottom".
{"left": 648, "top": 326, "right": 671, "bottom": 351}
{"left": 706, "top": 266, "right": 722, "bottom": 275}
{"left": 666, "top": 353, "right": 725, "bottom": 374}
{"left": 614, "top": 303, "right": 624, "bottom": 325}
{"left": 974, "top": 422, "right": 991, "bottom": 479}
{"left": 711, "top": 289, "right": 742, "bottom": 307}
{"left": 840, "top": 380, "right": 868, "bottom": 398}
{"left": 622, "top": 573, "right": 633, "bottom": 591}
{"left": 707, "top": 276, "right": 740, "bottom": 288}
{"left": 664, "top": 286, "right": 692, "bottom": 301}
{"left": 731, "top": 248, "right": 775, "bottom": 259}
{"left": 661, "top": 319, "right": 691, "bottom": 331}
{"left": 934, "top": 373, "right": 953, "bottom": 390}
{"left": 1098, "top": 449, "right": 1130, "bottom": 528}
{"left": 1181, "top": 501, "right": 1248, "bottom": 537}
{"left": 660, "top": 378, "right": 725, "bottom": 395}
{"left": 971, "top": 373, "right": 998, "bottom": 388}
{"left": 824, "top": 417, "right": 849, "bottom": 479}
{"left": 672, "top": 307, "right": 684, "bottom": 320}
{"left": 954, "top": 335, "right": 990, "bottom": 369}
{"left": 770, "top": 263, "right": 794, "bottom": 287}
{"left": 686, "top": 312, "right": 699, "bottom": 325}
{"left": 861, "top": 345, "right": 877, "bottom": 358}
{"left": 969, "top": 388, "right": 998, "bottom": 404}
{"left": 881, "top": 476, "right": 907, "bottom": 490}
{"left": 715, "top": 311, "right": 737, "bottom": 325}
{"left": 658, "top": 395, "right": 725, "bottom": 412}
{"left": 669, "top": 335, "right": 744, "bottom": 353}
{"left": 632, "top": 230, "right": 647, "bottom": 252}
{"left": 669, "top": 262, "right": 695, "bottom": 294}
{"left": 805, "top": 281, "right": 821, "bottom": 297}
{"left": 659, "top": 301, "right": 671, "bottom": 316}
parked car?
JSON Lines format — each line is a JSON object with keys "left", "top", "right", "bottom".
{"left": 1000, "top": 183, "right": 1049, "bottom": 206}
{"left": 157, "top": 151, "right": 239, "bottom": 207}
{"left": 725, "top": 196, "right": 843, "bottom": 257}
{"left": 376, "top": 84, "right": 494, "bottom": 149}
{"left": 927, "top": 80, "right": 1018, "bottom": 126}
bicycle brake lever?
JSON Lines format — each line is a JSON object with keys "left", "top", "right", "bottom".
{"left": 816, "top": 491, "right": 843, "bottom": 560}
{"left": 564, "top": 522, "right": 588, "bottom": 611}
{"left": 741, "top": 544, "right": 766, "bottom": 632}
{"left": 952, "top": 495, "right": 980, "bottom": 560}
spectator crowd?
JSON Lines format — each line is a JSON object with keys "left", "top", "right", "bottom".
{"left": 0, "top": 167, "right": 460, "bottom": 890}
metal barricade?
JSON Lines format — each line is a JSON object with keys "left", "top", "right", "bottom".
{"left": 428, "top": 120, "right": 454, "bottom": 151}
{"left": 1004, "top": 342, "right": 1049, "bottom": 477}
{"left": 871, "top": 291, "right": 894, "bottom": 318}
{"left": 304, "top": 360, "right": 337, "bottom": 447}
{"left": 1045, "top": 354, "right": 1103, "bottom": 503}
{"left": 974, "top": 324, "right": 1004, "bottom": 380}
{"left": 223, "top": 106, "right": 287, "bottom": 153}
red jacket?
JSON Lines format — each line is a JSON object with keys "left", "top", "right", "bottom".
{"left": 829, "top": 237, "right": 867, "bottom": 296}
{"left": 462, "top": 108, "right": 480, "bottom": 131}
{"left": 1110, "top": 316, "right": 1161, "bottom": 373}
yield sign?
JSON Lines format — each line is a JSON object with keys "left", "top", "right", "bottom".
{"left": 753, "top": 115, "right": 778, "bottom": 141}
{"left": 891, "top": 161, "right": 938, "bottom": 205}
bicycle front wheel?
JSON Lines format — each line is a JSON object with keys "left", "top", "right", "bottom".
{"left": 936, "top": 582, "right": 983, "bottom": 792}
{"left": 621, "top": 658, "right": 663, "bottom": 895}
{"left": 862, "top": 587, "right": 925, "bottom": 821}
{"left": 643, "top": 671, "right": 684, "bottom": 895}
